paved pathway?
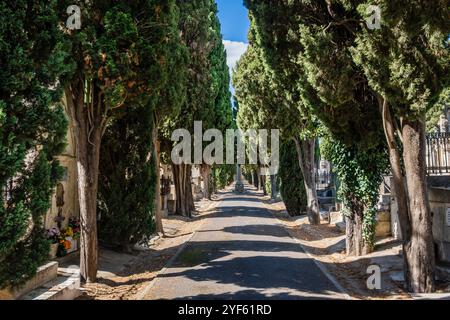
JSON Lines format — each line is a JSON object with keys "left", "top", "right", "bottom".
{"left": 144, "top": 186, "right": 346, "bottom": 300}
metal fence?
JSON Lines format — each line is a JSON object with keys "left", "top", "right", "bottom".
{"left": 426, "top": 131, "right": 450, "bottom": 175}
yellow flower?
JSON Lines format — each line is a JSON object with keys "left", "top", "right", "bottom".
{"left": 65, "top": 227, "right": 74, "bottom": 237}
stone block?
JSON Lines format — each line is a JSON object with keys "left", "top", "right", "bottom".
{"left": 0, "top": 262, "right": 58, "bottom": 300}
{"left": 330, "top": 211, "right": 343, "bottom": 225}
{"left": 21, "top": 274, "right": 81, "bottom": 300}
{"left": 436, "top": 241, "right": 450, "bottom": 264}
{"left": 377, "top": 211, "right": 391, "bottom": 222}
{"left": 376, "top": 221, "right": 392, "bottom": 237}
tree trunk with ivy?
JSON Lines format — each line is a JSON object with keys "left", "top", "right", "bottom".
{"left": 345, "top": 201, "right": 374, "bottom": 256}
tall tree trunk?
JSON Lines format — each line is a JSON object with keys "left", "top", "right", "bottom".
{"left": 260, "top": 173, "right": 267, "bottom": 196}
{"left": 381, "top": 97, "right": 411, "bottom": 238}
{"left": 402, "top": 119, "right": 435, "bottom": 293}
{"left": 152, "top": 125, "right": 164, "bottom": 235}
{"left": 65, "top": 85, "right": 100, "bottom": 283}
{"left": 187, "top": 166, "right": 195, "bottom": 213}
{"left": 257, "top": 171, "right": 261, "bottom": 190}
{"left": 345, "top": 201, "right": 369, "bottom": 256}
{"left": 173, "top": 164, "right": 194, "bottom": 218}
{"left": 294, "top": 137, "right": 320, "bottom": 225}
{"left": 345, "top": 211, "right": 355, "bottom": 255}
{"left": 253, "top": 170, "right": 259, "bottom": 188}
{"left": 270, "top": 174, "right": 277, "bottom": 199}
{"left": 201, "top": 164, "right": 211, "bottom": 200}
{"left": 380, "top": 97, "right": 435, "bottom": 292}
{"left": 380, "top": 97, "right": 412, "bottom": 284}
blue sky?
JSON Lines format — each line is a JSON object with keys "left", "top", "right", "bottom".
{"left": 216, "top": 0, "right": 249, "bottom": 93}
{"left": 216, "top": 0, "right": 250, "bottom": 43}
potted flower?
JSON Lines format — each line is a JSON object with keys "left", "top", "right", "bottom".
{"left": 46, "top": 227, "right": 61, "bottom": 259}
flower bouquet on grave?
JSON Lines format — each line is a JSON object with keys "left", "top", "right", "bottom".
{"left": 69, "top": 217, "right": 81, "bottom": 240}
{"left": 46, "top": 227, "right": 61, "bottom": 258}
{"left": 56, "top": 227, "right": 74, "bottom": 257}
{"left": 46, "top": 227, "right": 61, "bottom": 244}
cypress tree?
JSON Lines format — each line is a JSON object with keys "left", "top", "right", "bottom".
{"left": 278, "top": 140, "right": 308, "bottom": 217}
{"left": 203, "top": 0, "right": 234, "bottom": 198}
{"left": 235, "top": 13, "right": 322, "bottom": 224}
{"left": 244, "top": 0, "right": 389, "bottom": 256}
{"left": 167, "top": 0, "right": 231, "bottom": 217}
{"left": 59, "top": 0, "right": 180, "bottom": 282}
{"left": 97, "top": 103, "right": 156, "bottom": 252}
{"left": 96, "top": 0, "right": 186, "bottom": 250}
{"left": 0, "top": 0, "right": 70, "bottom": 288}
{"left": 350, "top": 0, "right": 449, "bottom": 292}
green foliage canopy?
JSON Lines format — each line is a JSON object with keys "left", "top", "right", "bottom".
{"left": 0, "top": 0, "right": 70, "bottom": 288}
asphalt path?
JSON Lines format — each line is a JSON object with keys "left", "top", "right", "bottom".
{"left": 144, "top": 186, "right": 346, "bottom": 300}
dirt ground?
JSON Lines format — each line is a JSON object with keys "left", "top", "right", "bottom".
{"left": 77, "top": 195, "right": 222, "bottom": 300}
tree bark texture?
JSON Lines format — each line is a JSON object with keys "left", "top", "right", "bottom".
{"left": 293, "top": 137, "right": 320, "bottom": 225}
{"left": 402, "top": 119, "right": 435, "bottom": 293}
{"left": 152, "top": 125, "right": 164, "bottom": 235}
{"left": 172, "top": 164, "right": 194, "bottom": 218}
{"left": 201, "top": 164, "right": 211, "bottom": 200}
{"left": 65, "top": 82, "right": 101, "bottom": 283}
{"left": 380, "top": 97, "right": 435, "bottom": 293}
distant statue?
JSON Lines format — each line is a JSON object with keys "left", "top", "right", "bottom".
{"left": 54, "top": 183, "right": 65, "bottom": 228}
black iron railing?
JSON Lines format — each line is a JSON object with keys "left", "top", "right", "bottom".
{"left": 426, "top": 131, "right": 450, "bottom": 175}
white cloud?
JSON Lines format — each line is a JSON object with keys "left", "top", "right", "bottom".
{"left": 223, "top": 40, "right": 248, "bottom": 73}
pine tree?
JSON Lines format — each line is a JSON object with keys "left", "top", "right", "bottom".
{"left": 246, "top": 0, "right": 449, "bottom": 292}
{"left": 0, "top": 0, "right": 70, "bottom": 288}
{"left": 151, "top": 2, "right": 188, "bottom": 235}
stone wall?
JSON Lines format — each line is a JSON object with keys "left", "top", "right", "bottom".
{"left": 44, "top": 98, "right": 79, "bottom": 231}
{"left": 429, "top": 187, "right": 450, "bottom": 263}
{"left": 390, "top": 183, "right": 450, "bottom": 263}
